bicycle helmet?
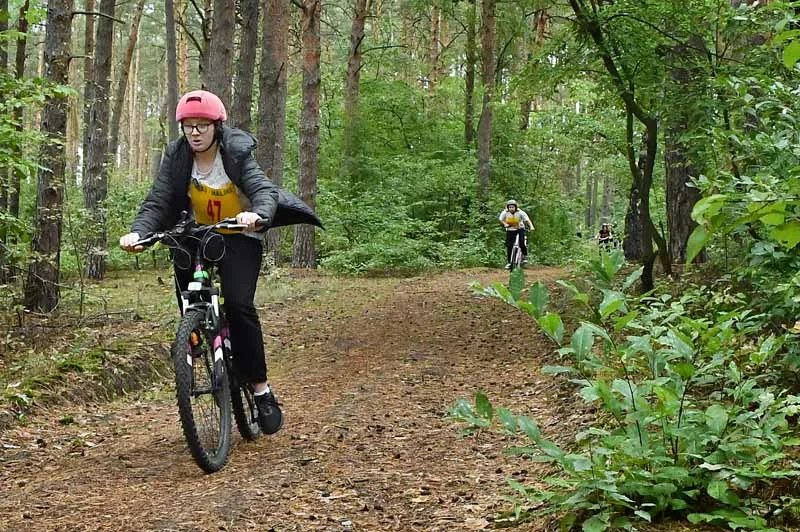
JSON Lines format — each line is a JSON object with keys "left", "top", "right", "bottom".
{"left": 176, "top": 90, "right": 227, "bottom": 122}
{"left": 506, "top": 199, "right": 518, "bottom": 208}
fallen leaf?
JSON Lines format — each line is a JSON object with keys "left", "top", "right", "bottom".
{"left": 464, "top": 517, "right": 490, "bottom": 530}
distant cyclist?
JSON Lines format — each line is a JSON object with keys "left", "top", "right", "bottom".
{"left": 597, "top": 222, "right": 614, "bottom": 252}
{"left": 498, "top": 199, "right": 534, "bottom": 269}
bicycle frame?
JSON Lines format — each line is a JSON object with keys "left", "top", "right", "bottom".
{"left": 509, "top": 229, "right": 526, "bottom": 270}
{"left": 181, "top": 254, "right": 229, "bottom": 369}
{"left": 136, "top": 216, "right": 256, "bottom": 376}
{"left": 513, "top": 230, "right": 527, "bottom": 250}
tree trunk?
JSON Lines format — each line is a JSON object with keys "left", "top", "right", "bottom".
{"left": 0, "top": 0, "right": 7, "bottom": 70}
{"left": 520, "top": 99, "right": 531, "bottom": 130}
{"left": 665, "top": 129, "right": 702, "bottom": 266}
{"left": 622, "top": 109, "right": 647, "bottom": 262}
{"left": 165, "top": 0, "right": 179, "bottom": 140}
{"left": 0, "top": 0, "right": 8, "bottom": 279}
{"left": 587, "top": 168, "right": 597, "bottom": 227}
{"left": 582, "top": 162, "right": 592, "bottom": 229}
{"left": 66, "top": 50, "right": 80, "bottom": 180}
{"left": 476, "top": 0, "right": 495, "bottom": 203}
{"left": 464, "top": 0, "right": 476, "bottom": 145}
{"left": 664, "top": 39, "right": 704, "bottom": 265}
{"left": 83, "top": 0, "right": 115, "bottom": 280}
{"left": 24, "top": 0, "right": 74, "bottom": 312}
{"left": 81, "top": 0, "right": 95, "bottom": 180}
{"left": 124, "top": 46, "right": 139, "bottom": 170}
{"left": 109, "top": 0, "right": 146, "bottom": 163}
{"left": 205, "top": 0, "right": 235, "bottom": 105}
{"left": 520, "top": 10, "right": 548, "bottom": 130}
{"left": 399, "top": 2, "right": 412, "bottom": 82}
{"left": 199, "top": 0, "right": 213, "bottom": 89}
{"left": 343, "top": 0, "right": 368, "bottom": 175}
{"left": 176, "top": 0, "right": 189, "bottom": 95}
{"left": 9, "top": 0, "right": 29, "bottom": 225}
{"left": 293, "top": 0, "right": 321, "bottom": 269}
{"left": 0, "top": 0, "right": 7, "bottom": 212}
{"left": 230, "top": 0, "right": 259, "bottom": 129}
{"left": 600, "top": 172, "right": 612, "bottom": 222}
{"left": 259, "top": 0, "right": 290, "bottom": 264}
{"left": 373, "top": 0, "right": 381, "bottom": 38}
{"left": 428, "top": 5, "right": 440, "bottom": 88}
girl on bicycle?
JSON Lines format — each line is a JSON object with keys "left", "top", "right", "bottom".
{"left": 498, "top": 199, "right": 534, "bottom": 269}
{"left": 119, "top": 90, "right": 292, "bottom": 435}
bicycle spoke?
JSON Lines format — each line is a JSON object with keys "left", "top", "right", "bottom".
{"left": 172, "top": 310, "right": 232, "bottom": 472}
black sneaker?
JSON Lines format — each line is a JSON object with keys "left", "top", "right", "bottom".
{"left": 254, "top": 391, "right": 283, "bottom": 434}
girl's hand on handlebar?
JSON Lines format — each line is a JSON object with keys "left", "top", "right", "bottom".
{"left": 236, "top": 211, "right": 261, "bottom": 231}
{"left": 120, "top": 232, "right": 144, "bottom": 253}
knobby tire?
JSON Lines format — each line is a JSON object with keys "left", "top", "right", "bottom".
{"left": 172, "top": 309, "right": 232, "bottom": 473}
{"left": 231, "top": 380, "right": 261, "bottom": 441}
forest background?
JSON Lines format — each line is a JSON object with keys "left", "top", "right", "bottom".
{"left": 3, "top": 0, "right": 800, "bottom": 530}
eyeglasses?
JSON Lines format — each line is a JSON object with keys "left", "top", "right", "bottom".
{"left": 182, "top": 122, "right": 212, "bottom": 135}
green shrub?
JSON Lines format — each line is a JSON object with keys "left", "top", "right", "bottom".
{"left": 455, "top": 251, "right": 800, "bottom": 531}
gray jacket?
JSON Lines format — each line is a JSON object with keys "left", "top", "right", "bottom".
{"left": 131, "top": 126, "right": 321, "bottom": 235}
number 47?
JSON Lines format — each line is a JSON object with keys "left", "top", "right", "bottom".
{"left": 207, "top": 199, "right": 222, "bottom": 221}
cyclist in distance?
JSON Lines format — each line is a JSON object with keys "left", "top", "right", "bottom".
{"left": 597, "top": 222, "right": 614, "bottom": 252}
{"left": 119, "top": 89, "right": 286, "bottom": 434}
{"left": 498, "top": 199, "right": 534, "bottom": 269}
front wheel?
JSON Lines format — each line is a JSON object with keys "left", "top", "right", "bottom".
{"left": 510, "top": 246, "right": 521, "bottom": 271}
{"left": 172, "top": 309, "right": 232, "bottom": 473}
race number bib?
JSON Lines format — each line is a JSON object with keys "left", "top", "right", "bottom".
{"left": 189, "top": 180, "right": 243, "bottom": 233}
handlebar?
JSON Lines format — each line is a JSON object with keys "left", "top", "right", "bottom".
{"left": 132, "top": 217, "right": 267, "bottom": 249}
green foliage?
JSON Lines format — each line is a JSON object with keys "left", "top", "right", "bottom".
{"left": 0, "top": 68, "right": 72, "bottom": 303}
{"left": 59, "top": 173, "right": 155, "bottom": 276}
{"left": 459, "top": 252, "right": 800, "bottom": 531}
{"left": 314, "top": 72, "right": 597, "bottom": 273}
{"left": 683, "top": 4, "right": 800, "bottom": 268}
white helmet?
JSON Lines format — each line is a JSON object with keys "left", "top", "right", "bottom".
{"left": 506, "top": 199, "right": 518, "bottom": 207}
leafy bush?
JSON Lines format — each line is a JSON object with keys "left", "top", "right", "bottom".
{"left": 454, "top": 251, "right": 800, "bottom": 531}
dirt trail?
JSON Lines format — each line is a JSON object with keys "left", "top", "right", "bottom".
{"left": 0, "top": 268, "right": 575, "bottom": 532}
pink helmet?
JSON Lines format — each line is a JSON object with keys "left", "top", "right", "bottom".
{"left": 176, "top": 90, "right": 227, "bottom": 122}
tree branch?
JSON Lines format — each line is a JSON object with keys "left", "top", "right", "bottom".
{"left": 71, "top": 11, "right": 125, "bottom": 24}
{"left": 187, "top": 0, "right": 206, "bottom": 22}
{"left": 495, "top": 33, "right": 517, "bottom": 76}
{"left": 569, "top": 0, "right": 653, "bottom": 126}
{"left": 361, "top": 44, "right": 405, "bottom": 54}
{"left": 176, "top": 17, "right": 202, "bottom": 54}
{"left": 604, "top": 12, "right": 743, "bottom": 65}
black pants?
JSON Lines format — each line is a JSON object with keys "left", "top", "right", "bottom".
{"left": 174, "top": 234, "right": 267, "bottom": 383}
{"left": 506, "top": 229, "right": 527, "bottom": 262}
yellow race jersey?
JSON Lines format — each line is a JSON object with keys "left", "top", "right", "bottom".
{"left": 189, "top": 180, "right": 243, "bottom": 234}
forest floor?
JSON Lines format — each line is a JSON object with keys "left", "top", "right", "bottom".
{"left": 0, "top": 267, "right": 704, "bottom": 531}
